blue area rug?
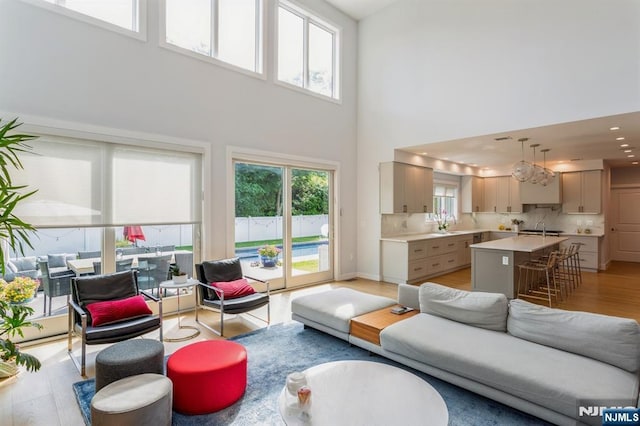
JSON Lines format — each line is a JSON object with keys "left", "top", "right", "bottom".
{"left": 73, "top": 322, "right": 551, "bottom": 425}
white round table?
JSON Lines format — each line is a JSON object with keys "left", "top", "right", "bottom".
{"left": 159, "top": 278, "right": 200, "bottom": 342}
{"left": 278, "top": 360, "right": 448, "bottom": 425}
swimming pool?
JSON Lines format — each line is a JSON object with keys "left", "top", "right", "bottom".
{"left": 235, "top": 241, "right": 329, "bottom": 262}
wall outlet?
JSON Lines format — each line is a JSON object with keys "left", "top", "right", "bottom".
{"left": 502, "top": 256, "right": 509, "bottom": 265}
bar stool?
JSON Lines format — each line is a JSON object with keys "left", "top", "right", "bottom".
{"left": 568, "top": 242, "right": 583, "bottom": 288}
{"left": 517, "top": 251, "right": 559, "bottom": 307}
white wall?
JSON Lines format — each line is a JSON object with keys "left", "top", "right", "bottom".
{"left": 0, "top": 0, "right": 359, "bottom": 279}
{"left": 358, "top": 0, "right": 640, "bottom": 279}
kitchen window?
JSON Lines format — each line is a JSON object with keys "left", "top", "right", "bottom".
{"left": 162, "top": 0, "right": 264, "bottom": 75}
{"left": 277, "top": 0, "right": 340, "bottom": 100}
{"left": 432, "top": 183, "right": 458, "bottom": 221}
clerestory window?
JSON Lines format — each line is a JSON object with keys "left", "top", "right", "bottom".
{"left": 277, "top": 1, "right": 340, "bottom": 100}
{"left": 162, "top": 0, "right": 263, "bottom": 75}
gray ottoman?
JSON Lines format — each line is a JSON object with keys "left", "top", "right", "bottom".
{"left": 91, "top": 373, "right": 172, "bottom": 426}
{"left": 95, "top": 339, "right": 164, "bottom": 392}
{"left": 291, "top": 288, "right": 396, "bottom": 340}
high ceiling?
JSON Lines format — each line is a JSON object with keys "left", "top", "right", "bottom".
{"left": 324, "top": 1, "right": 639, "bottom": 171}
{"left": 402, "top": 112, "right": 640, "bottom": 171}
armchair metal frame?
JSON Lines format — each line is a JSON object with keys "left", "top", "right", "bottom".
{"left": 195, "top": 258, "right": 270, "bottom": 337}
{"left": 67, "top": 270, "right": 163, "bottom": 377}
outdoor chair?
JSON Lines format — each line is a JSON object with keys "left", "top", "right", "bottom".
{"left": 67, "top": 270, "right": 162, "bottom": 377}
{"left": 174, "top": 251, "right": 194, "bottom": 278}
{"left": 39, "top": 260, "right": 76, "bottom": 316}
{"left": 195, "top": 257, "right": 270, "bottom": 336}
{"left": 92, "top": 258, "right": 134, "bottom": 275}
{"left": 137, "top": 254, "right": 172, "bottom": 294}
{"left": 78, "top": 250, "right": 101, "bottom": 259}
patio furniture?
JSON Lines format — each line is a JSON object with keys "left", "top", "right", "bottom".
{"left": 137, "top": 254, "right": 172, "bottom": 294}
{"left": 6, "top": 256, "right": 40, "bottom": 281}
{"left": 92, "top": 258, "right": 134, "bottom": 275}
{"left": 67, "top": 270, "right": 163, "bottom": 377}
{"left": 174, "top": 251, "right": 194, "bottom": 278}
{"left": 39, "top": 260, "right": 76, "bottom": 316}
{"left": 194, "top": 257, "right": 270, "bottom": 336}
{"left": 77, "top": 250, "right": 101, "bottom": 259}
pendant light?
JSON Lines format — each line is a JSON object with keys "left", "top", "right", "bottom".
{"left": 537, "top": 148, "right": 556, "bottom": 186}
{"left": 529, "top": 144, "right": 546, "bottom": 184}
{"left": 512, "top": 138, "right": 534, "bottom": 182}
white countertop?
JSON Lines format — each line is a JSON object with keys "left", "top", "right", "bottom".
{"left": 470, "top": 235, "right": 568, "bottom": 253}
{"left": 381, "top": 229, "right": 489, "bottom": 243}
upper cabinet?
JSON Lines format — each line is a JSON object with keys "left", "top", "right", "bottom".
{"left": 483, "top": 176, "right": 521, "bottom": 213}
{"left": 520, "top": 175, "right": 562, "bottom": 204}
{"left": 380, "top": 162, "right": 434, "bottom": 214}
{"left": 461, "top": 176, "right": 484, "bottom": 213}
{"left": 562, "top": 170, "right": 601, "bottom": 214}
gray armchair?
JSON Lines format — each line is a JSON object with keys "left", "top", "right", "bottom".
{"left": 67, "top": 270, "right": 162, "bottom": 377}
{"left": 195, "top": 257, "right": 270, "bottom": 336}
{"left": 39, "top": 260, "right": 76, "bottom": 316}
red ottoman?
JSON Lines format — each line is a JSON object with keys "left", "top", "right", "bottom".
{"left": 167, "top": 340, "right": 247, "bottom": 414}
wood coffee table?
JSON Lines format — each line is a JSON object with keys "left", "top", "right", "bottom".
{"left": 350, "top": 305, "right": 418, "bottom": 345}
{"left": 278, "top": 360, "right": 448, "bottom": 425}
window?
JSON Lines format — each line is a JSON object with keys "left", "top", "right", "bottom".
{"left": 31, "top": 0, "right": 143, "bottom": 35}
{"left": 163, "top": 0, "right": 263, "bottom": 74}
{"left": 432, "top": 183, "right": 458, "bottom": 222}
{"left": 277, "top": 1, "right": 340, "bottom": 100}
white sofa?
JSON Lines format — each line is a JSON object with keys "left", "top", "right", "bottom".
{"left": 347, "top": 283, "right": 640, "bottom": 426}
{"left": 292, "top": 283, "right": 640, "bottom": 426}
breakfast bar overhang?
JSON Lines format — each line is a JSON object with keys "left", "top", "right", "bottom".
{"left": 470, "top": 235, "right": 568, "bottom": 298}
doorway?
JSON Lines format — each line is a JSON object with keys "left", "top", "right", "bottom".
{"left": 610, "top": 187, "right": 640, "bottom": 262}
{"left": 233, "top": 161, "right": 334, "bottom": 289}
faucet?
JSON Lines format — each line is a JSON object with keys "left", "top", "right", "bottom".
{"left": 535, "top": 220, "right": 546, "bottom": 237}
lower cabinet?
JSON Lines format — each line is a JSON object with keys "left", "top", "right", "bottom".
{"left": 381, "top": 235, "right": 470, "bottom": 285}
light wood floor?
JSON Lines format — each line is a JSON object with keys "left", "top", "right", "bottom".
{"left": 1, "top": 262, "right": 638, "bottom": 425}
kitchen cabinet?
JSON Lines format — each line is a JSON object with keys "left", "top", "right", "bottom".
{"left": 380, "top": 162, "right": 434, "bottom": 214}
{"left": 381, "top": 234, "right": 469, "bottom": 284}
{"left": 461, "top": 176, "right": 484, "bottom": 213}
{"left": 520, "top": 174, "right": 562, "bottom": 204}
{"left": 483, "top": 176, "right": 521, "bottom": 213}
{"left": 562, "top": 170, "right": 601, "bottom": 214}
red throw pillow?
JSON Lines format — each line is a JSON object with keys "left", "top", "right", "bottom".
{"left": 86, "top": 295, "right": 152, "bottom": 327}
{"left": 210, "top": 278, "right": 256, "bottom": 299}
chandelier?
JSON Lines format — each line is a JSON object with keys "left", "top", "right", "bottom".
{"left": 512, "top": 139, "right": 556, "bottom": 185}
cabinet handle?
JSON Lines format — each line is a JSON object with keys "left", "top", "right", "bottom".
{"left": 414, "top": 249, "right": 423, "bottom": 252}
{"left": 403, "top": 205, "right": 407, "bottom": 213}
{"left": 447, "top": 259, "right": 455, "bottom": 263}
{"left": 414, "top": 267, "right": 423, "bottom": 272}
{"left": 432, "top": 263, "right": 440, "bottom": 267}
{"left": 432, "top": 246, "right": 439, "bottom": 249}
{"left": 423, "top": 205, "right": 427, "bottom": 212}
{"left": 448, "top": 243, "right": 455, "bottom": 247}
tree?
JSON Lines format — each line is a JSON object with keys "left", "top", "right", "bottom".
{"left": 292, "top": 170, "right": 328, "bottom": 215}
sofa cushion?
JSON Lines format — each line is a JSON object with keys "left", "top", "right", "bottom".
{"left": 86, "top": 295, "right": 152, "bottom": 327}
{"left": 381, "top": 313, "right": 639, "bottom": 420}
{"left": 418, "top": 282, "right": 508, "bottom": 331}
{"left": 291, "top": 288, "right": 396, "bottom": 333}
{"left": 10, "top": 256, "right": 37, "bottom": 272}
{"left": 508, "top": 299, "right": 640, "bottom": 373}
{"left": 210, "top": 278, "right": 256, "bottom": 299}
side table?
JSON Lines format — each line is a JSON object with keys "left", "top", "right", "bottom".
{"left": 350, "top": 305, "right": 418, "bottom": 345}
{"left": 159, "top": 278, "right": 201, "bottom": 342}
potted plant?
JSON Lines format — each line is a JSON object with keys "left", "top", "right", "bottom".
{"left": 258, "top": 245, "right": 281, "bottom": 267}
{"left": 0, "top": 277, "right": 40, "bottom": 305}
{"left": 0, "top": 118, "right": 41, "bottom": 376}
{"left": 170, "top": 264, "right": 188, "bottom": 284}
{"left": 511, "top": 219, "right": 524, "bottom": 233}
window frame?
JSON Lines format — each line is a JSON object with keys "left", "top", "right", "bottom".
{"left": 19, "top": 0, "right": 147, "bottom": 41}
{"left": 159, "top": 0, "right": 265, "bottom": 79}
{"left": 431, "top": 181, "right": 459, "bottom": 224}
{"left": 275, "top": 0, "right": 341, "bottom": 102}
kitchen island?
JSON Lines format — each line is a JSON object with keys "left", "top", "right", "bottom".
{"left": 470, "top": 235, "right": 568, "bottom": 298}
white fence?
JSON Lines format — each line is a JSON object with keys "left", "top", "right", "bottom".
{"left": 235, "top": 215, "right": 328, "bottom": 243}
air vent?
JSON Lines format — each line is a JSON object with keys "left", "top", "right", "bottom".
{"left": 494, "top": 136, "right": 512, "bottom": 141}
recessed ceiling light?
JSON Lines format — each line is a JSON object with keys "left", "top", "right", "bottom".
{"left": 471, "top": 163, "right": 477, "bottom": 167}
{"left": 610, "top": 126, "right": 620, "bottom": 131}
{"left": 628, "top": 154, "right": 635, "bottom": 158}
{"left": 616, "top": 137, "right": 626, "bottom": 141}
{"left": 624, "top": 150, "right": 632, "bottom": 153}
{"left": 633, "top": 161, "right": 639, "bottom": 165}
{"left": 621, "top": 144, "right": 629, "bottom": 147}
{"left": 421, "top": 152, "right": 427, "bottom": 155}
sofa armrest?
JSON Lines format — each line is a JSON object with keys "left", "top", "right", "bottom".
{"left": 398, "top": 284, "right": 420, "bottom": 310}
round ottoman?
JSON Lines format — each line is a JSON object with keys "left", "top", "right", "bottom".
{"left": 95, "top": 339, "right": 164, "bottom": 392}
{"left": 167, "top": 340, "right": 247, "bottom": 414}
{"left": 91, "top": 373, "right": 172, "bottom": 426}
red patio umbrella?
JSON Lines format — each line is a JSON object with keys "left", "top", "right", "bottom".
{"left": 123, "top": 225, "right": 146, "bottom": 245}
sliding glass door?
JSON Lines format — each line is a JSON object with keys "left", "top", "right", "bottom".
{"left": 234, "top": 161, "right": 333, "bottom": 289}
